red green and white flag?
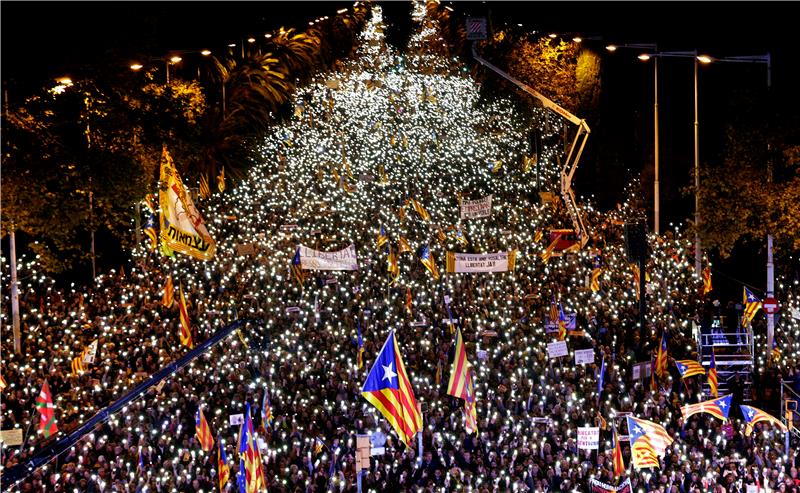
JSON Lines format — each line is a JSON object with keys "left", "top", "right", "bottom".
{"left": 35, "top": 380, "right": 58, "bottom": 438}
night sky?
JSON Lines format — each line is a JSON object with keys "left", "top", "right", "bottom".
{"left": 3, "top": 1, "right": 797, "bottom": 293}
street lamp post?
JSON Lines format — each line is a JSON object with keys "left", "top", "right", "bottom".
{"left": 638, "top": 51, "right": 709, "bottom": 272}
{"left": 709, "top": 53, "right": 772, "bottom": 356}
{"left": 607, "top": 43, "right": 660, "bottom": 234}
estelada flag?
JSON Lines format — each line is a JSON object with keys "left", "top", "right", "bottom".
{"left": 195, "top": 407, "right": 214, "bottom": 451}
{"left": 35, "top": 380, "right": 58, "bottom": 438}
{"left": 361, "top": 331, "right": 422, "bottom": 447}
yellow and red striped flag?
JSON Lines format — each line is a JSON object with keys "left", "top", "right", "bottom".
{"left": 675, "top": 360, "right": 706, "bottom": 379}
{"left": 708, "top": 350, "right": 718, "bottom": 398}
{"left": 626, "top": 416, "right": 673, "bottom": 470}
{"left": 361, "top": 331, "right": 422, "bottom": 447}
{"left": 702, "top": 266, "right": 712, "bottom": 295}
{"left": 680, "top": 394, "right": 731, "bottom": 421}
{"left": 447, "top": 327, "right": 472, "bottom": 400}
{"left": 411, "top": 199, "right": 431, "bottom": 222}
{"left": 419, "top": 245, "right": 440, "bottom": 280}
{"left": 217, "top": 437, "right": 230, "bottom": 491}
{"left": 540, "top": 235, "right": 560, "bottom": 264}
{"left": 741, "top": 404, "right": 788, "bottom": 436}
{"left": 178, "top": 283, "right": 194, "bottom": 349}
{"left": 655, "top": 331, "right": 668, "bottom": 378}
{"left": 195, "top": 407, "right": 214, "bottom": 452}
{"left": 743, "top": 287, "right": 762, "bottom": 327}
{"left": 612, "top": 424, "right": 625, "bottom": 478}
{"left": 162, "top": 275, "right": 174, "bottom": 308}
{"left": 590, "top": 268, "right": 602, "bottom": 293}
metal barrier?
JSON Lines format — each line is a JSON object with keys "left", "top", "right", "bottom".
{"left": 1, "top": 318, "right": 261, "bottom": 489}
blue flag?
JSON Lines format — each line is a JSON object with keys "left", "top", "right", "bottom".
{"left": 597, "top": 354, "right": 606, "bottom": 396}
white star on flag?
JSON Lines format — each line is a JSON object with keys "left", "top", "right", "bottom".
{"left": 382, "top": 363, "right": 397, "bottom": 383}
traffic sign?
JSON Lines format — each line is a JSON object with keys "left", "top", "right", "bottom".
{"left": 763, "top": 297, "right": 779, "bottom": 314}
{"left": 466, "top": 17, "right": 487, "bottom": 40}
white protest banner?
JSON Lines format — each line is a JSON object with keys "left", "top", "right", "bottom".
{"left": 460, "top": 195, "right": 492, "bottom": 219}
{"left": 547, "top": 341, "right": 568, "bottom": 359}
{"left": 446, "top": 251, "right": 517, "bottom": 273}
{"left": 575, "top": 349, "right": 594, "bottom": 366}
{"left": 0, "top": 429, "right": 23, "bottom": 446}
{"left": 577, "top": 427, "right": 600, "bottom": 451}
{"left": 299, "top": 244, "right": 359, "bottom": 271}
{"left": 632, "top": 362, "right": 652, "bottom": 381}
{"left": 229, "top": 414, "right": 244, "bottom": 426}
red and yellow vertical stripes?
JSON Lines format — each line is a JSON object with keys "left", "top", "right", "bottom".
{"left": 178, "top": 283, "right": 194, "bottom": 349}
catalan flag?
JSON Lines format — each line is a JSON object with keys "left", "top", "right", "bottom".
{"left": 261, "top": 389, "right": 273, "bottom": 432}
{"left": 398, "top": 236, "right": 412, "bottom": 254}
{"left": 548, "top": 296, "right": 559, "bottom": 328}
{"left": 291, "top": 248, "right": 306, "bottom": 288}
{"left": 361, "top": 331, "right": 422, "bottom": 447}
{"left": 70, "top": 340, "right": 97, "bottom": 377}
{"left": 0, "top": 374, "right": 7, "bottom": 391}
{"left": 740, "top": 404, "right": 787, "bottom": 436}
{"left": 411, "top": 199, "right": 431, "bottom": 222}
{"left": 314, "top": 438, "right": 324, "bottom": 455}
{"left": 708, "top": 350, "right": 718, "bottom": 398}
{"left": 199, "top": 174, "right": 211, "bottom": 199}
{"left": 702, "top": 266, "right": 712, "bottom": 295}
{"left": 655, "top": 330, "right": 668, "bottom": 378}
{"left": 681, "top": 394, "right": 732, "bottom": 421}
{"left": 447, "top": 327, "right": 472, "bottom": 400}
{"left": 143, "top": 212, "right": 158, "bottom": 251}
{"left": 675, "top": 360, "right": 706, "bottom": 379}
{"left": 238, "top": 403, "right": 266, "bottom": 493}
{"left": 357, "top": 321, "right": 365, "bottom": 370}
{"left": 405, "top": 287, "right": 413, "bottom": 317}
{"left": 195, "top": 407, "right": 215, "bottom": 452}
{"left": 419, "top": 245, "right": 440, "bottom": 280}
{"left": 590, "top": 267, "right": 602, "bottom": 293}
{"left": 540, "top": 234, "right": 560, "bottom": 264}
{"left": 376, "top": 226, "right": 388, "bottom": 250}
{"left": 217, "top": 437, "right": 230, "bottom": 491}
{"left": 743, "top": 287, "right": 762, "bottom": 327}
{"left": 454, "top": 229, "right": 468, "bottom": 247}
{"left": 557, "top": 303, "right": 568, "bottom": 341}
{"left": 387, "top": 247, "right": 399, "bottom": 284}
{"left": 612, "top": 424, "right": 625, "bottom": 479}
{"left": 463, "top": 366, "right": 478, "bottom": 435}
{"left": 217, "top": 167, "right": 225, "bottom": 193}
{"left": 626, "top": 416, "right": 673, "bottom": 470}
{"left": 162, "top": 275, "right": 174, "bottom": 308}
{"left": 533, "top": 229, "right": 543, "bottom": 243}
{"left": 178, "top": 283, "right": 194, "bottom": 349}
{"left": 35, "top": 380, "right": 58, "bottom": 438}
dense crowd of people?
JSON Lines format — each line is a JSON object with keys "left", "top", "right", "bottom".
{"left": 3, "top": 4, "right": 800, "bottom": 492}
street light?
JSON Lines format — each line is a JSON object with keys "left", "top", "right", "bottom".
{"left": 704, "top": 53, "right": 773, "bottom": 356}
{"left": 606, "top": 43, "right": 661, "bottom": 234}
{"left": 638, "top": 50, "right": 708, "bottom": 272}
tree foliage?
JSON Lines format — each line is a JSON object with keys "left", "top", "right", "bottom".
{"left": 1, "top": 4, "right": 372, "bottom": 274}
{"left": 696, "top": 99, "right": 800, "bottom": 258}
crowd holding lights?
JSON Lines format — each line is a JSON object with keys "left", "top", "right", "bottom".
{"left": 3, "top": 3, "right": 800, "bottom": 492}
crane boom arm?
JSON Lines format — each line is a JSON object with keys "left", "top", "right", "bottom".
{"left": 472, "top": 42, "right": 590, "bottom": 247}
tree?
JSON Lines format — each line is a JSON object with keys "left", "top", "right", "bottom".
{"left": 696, "top": 98, "right": 800, "bottom": 258}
